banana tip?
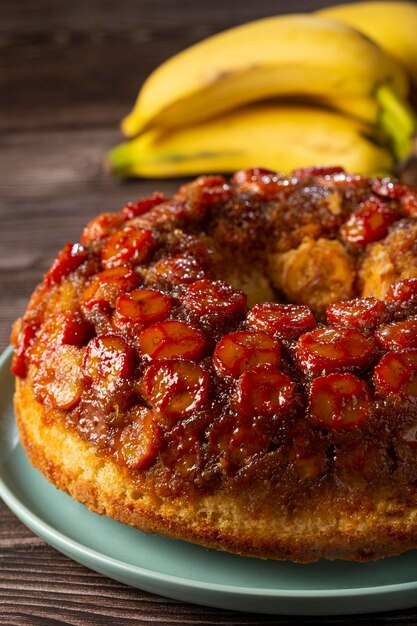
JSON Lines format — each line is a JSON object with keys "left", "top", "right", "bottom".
{"left": 120, "top": 116, "right": 130, "bottom": 137}
{"left": 121, "top": 114, "right": 139, "bottom": 138}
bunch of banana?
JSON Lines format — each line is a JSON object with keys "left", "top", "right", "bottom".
{"left": 106, "top": 6, "right": 417, "bottom": 179}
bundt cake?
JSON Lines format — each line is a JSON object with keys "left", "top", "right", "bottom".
{"left": 11, "top": 166, "right": 417, "bottom": 562}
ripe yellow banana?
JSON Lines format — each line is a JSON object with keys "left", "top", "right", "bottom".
{"left": 318, "top": 2, "right": 417, "bottom": 86}
{"left": 122, "top": 14, "right": 408, "bottom": 139}
{"left": 313, "top": 96, "right": 379, "bottom": 124}
{"left": 109, "top": 104, "right": 395, "bottom": 178}
{"left": 318, "top": 85, "right": 416, "bottom": 160}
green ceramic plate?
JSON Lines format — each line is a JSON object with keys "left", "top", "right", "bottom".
{"left": 1, "top": 346, "right": 417, "bottom": 616}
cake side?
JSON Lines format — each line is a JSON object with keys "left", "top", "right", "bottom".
{"left": 15, "top": 374, "right": 417, "bottom": 562}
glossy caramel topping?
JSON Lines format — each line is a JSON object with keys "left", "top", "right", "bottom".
{"left": 12, "top": 168, "right": 417, "bottom": 496}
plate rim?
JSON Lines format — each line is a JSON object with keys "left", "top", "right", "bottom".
{"left": 2, "top": 344, "right": 417, "bottom": 603}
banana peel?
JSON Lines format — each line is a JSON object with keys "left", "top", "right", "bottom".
{"left": 107, "top": 104, "right": 395, "bottom": 179}
{"left": 121, "top": 13, "right": 409, "bottom": 141}
{"left": 107, "top": 5, "right": 417, "bottom": 179}
{"left": 317, "top": 1, "right": 417, "bottom": 167}
{"left": 318, "top": 1, "right": 417, "bottom": 87}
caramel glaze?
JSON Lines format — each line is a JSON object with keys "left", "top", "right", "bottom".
{"left": 12, "top": 168, "right": 417, "bottom": 512}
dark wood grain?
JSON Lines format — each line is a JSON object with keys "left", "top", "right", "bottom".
{"left": 0, "top": 0, "right": 370, "bottom": 36}
{"left": 2, "top": 1, "right": 417, "bottom": 623}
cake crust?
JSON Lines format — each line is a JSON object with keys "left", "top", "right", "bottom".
{"left": 15, "top": 375, "right": 417, "bottom": 562}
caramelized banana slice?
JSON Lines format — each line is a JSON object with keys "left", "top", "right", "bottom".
{"left": 358, "top": 220, "right": 417, "bottom": 300}
{"left": 357, "top": 242, "right": 394, "bottom": 300}
{"left": 269, "top": 238, "right": 354, "bottom": 315}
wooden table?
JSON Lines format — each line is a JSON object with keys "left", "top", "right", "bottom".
{"left": 2, "top": 1, "right": 417, "bottom": 623}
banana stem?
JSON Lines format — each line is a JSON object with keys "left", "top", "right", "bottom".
{"left": 376, "top": 84, "right": 416, "bottom": 161}
{"left": 379, "top": 110, "right": 410, "bottom": 163}
{"left": 106, "top": 142, "right": 133, "bottom": 176}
